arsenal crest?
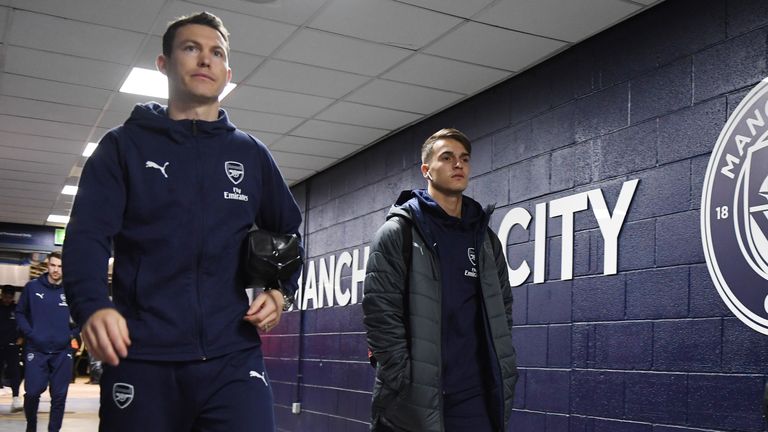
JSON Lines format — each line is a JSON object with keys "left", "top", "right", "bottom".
{"left": 113, "top": 383, "right": 134, "bottom": 409}
{"left": 702, "top": 77, "right": 768, "bottom": 334}
{"left": 225, "top": 161, "right": 244, "bottom": 185}
{"left": 467, "top": 248, "right": 477, "bottom": 266}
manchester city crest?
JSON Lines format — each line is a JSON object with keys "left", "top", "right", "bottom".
{"left": 702, "top": 77, "right": 768, "bottom": 334}
{"left": 736, "top": 138, "right": 768, "bottom": 278}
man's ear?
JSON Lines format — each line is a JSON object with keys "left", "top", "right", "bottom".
{"left": 421, "top": 163, "right": 431, "bottom": 181}
{"left": 156, "top": 54, "right": 168, "bottom": 76}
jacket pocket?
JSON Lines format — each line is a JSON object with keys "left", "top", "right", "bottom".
{"left": 114, "top": 256, "right": 141, "bottom": 319}
{"left": 373, "top": 375, "right": 399, "bottom": 412}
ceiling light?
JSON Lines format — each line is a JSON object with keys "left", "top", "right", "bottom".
{"left": 47, "top": 215, "right": 70, "bottom": 224}
{"left": 119, "top": 67, "right": 237, "bottom": 101}
{"left": 61, "top": 185, "right": 78, "bottom": 196}
{"left": 83, "top": 142, "right": 98, "bottom": 157}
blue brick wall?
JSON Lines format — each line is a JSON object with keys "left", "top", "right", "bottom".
{"left": 263, "top": 0, "right": 768, "bottom": 430}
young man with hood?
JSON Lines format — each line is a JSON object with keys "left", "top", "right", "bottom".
{"left": 16, "top": 252, "right": 77, "bottom": 431}
{"left": 62, "top": 11, "right": 302, "bottom": 432}
{"left": 0, "top": 285, "right": 22, "bottom": 413}
{"left": 363, "top": 128, "right": 518, "bottom": 432}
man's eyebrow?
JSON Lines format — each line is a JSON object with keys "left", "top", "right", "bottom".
{"left": 177, "top": 38, "right": 199, "bottom": 46}
{"left": 438, "top": 150, "right": 470, "bottom": 157}
{"left": 177, "top": 38, "right": 227, "bottom": 50}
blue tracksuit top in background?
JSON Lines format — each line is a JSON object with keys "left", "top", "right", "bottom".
{"left": 0, "top": 301, "right": 18, "bottom": 345}
{"left": 16, "top": 274, "right": 74, "bottom": 353}
{"left": 63, "top": 102, "right": 303, "bottom": 361}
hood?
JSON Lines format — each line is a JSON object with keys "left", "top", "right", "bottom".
{"left": 388, "top": 189, "right": 493, "bottom": 248}
{"left": 38, "top": 273, "right": 62, "bottom": 290}
{"left": 124, "top": 102, "right": 237, "bottom": 144}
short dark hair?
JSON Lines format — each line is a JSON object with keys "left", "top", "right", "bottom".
{"left": 421, "top": 128, "right": 472, "bottom": 164}
{"left": 48, "top": 251, "right": 62, "bottom": 262}
{"left": 1, "top": 285, "right": 14, "bottom": 295}
{"left": 162, "top": 11, "right": 230, "bottom": 58}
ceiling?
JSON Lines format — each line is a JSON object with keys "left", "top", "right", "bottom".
{"left": 0, "top": 0, "right": 662, "bottom": 227}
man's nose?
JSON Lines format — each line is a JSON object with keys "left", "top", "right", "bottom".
{"left": 198, "top": 53, "right": 211, "bottom": 67}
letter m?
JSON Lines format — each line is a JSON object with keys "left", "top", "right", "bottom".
{"left": 720, "top": 154, "right": 740, "bottom": 179}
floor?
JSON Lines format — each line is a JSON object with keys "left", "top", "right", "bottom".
{"left": 0, "top": 377, "right": 100, "bottom": 431}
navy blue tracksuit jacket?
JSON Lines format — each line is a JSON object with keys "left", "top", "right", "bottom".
{"left": 16, "top": 274, "right": 74, "bottom": 354}
{"left": 63, "top": 102, "right": 303, "bottom": 362}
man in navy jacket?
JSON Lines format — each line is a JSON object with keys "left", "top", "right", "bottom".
{"left": 16, "top": 252, "right": 76, "bottom": 432}
{"left": 63, "top": 12, "right": 302, "bottom": 432}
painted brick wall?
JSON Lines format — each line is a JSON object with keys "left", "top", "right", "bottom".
{"left": 264, "top": 0, "right": 768, "bottom": 430}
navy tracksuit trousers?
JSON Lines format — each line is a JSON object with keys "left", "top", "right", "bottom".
{"left": 99, "top": 346, "right": 274, "bottom": 432}
{"left": 0, "top": 344, "right": 21, "bottom": 396}
{"left": 24, "top": 350, "right": 72, "bottom": 432}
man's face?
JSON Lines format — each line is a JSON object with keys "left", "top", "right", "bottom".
{"left": 421, "top": 138, "right": 471, "bottom": 195}
{"left": 157, "top": 24, "right": 232, "bottom": 104}
{"left": 47, "top": 257, "right": 62, "bottom": 284}
{"left": 0, "top": 292, "right": 13, "bottom": 306}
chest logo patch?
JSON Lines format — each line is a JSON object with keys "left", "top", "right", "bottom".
{"left": 465, "top": 247, "right": 478, "bottom": 278}
{"left": 145, "top": 161, "right": 169, "bottom": 178}
{"left": 225, "top": 161, "right": 244, "bottom": 185}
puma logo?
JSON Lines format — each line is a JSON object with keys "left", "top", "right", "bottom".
{"left": 413, "top": 242, "right": 424, "bottom": 256}
{"left": 145, "top": 161, "right": 169, "bottom": 178}
{"left": 249, "top": 370, "right": 268, "bottom": 387}
{"left": 35, "top": 293, "right": 44, "bottom": 299}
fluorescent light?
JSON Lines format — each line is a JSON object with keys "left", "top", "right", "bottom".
{"left": 83, "top": 142, "right": 98, "bottom": 157}
{"left": 47, "top": 215, "right": 70, "bottom": 224}
{"left": 120, "top": 68, "right": 169, "bottom": 99}
{"left": 61, "top": 185, "right": 78, "bottom": 196}
{"left": 119, "top": 67, "right": 236, "bottom": 101}
{"left": 221, "top": 82, "right": 237, "bottom": 100}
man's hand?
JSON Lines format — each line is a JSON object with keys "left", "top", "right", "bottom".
{"left": 244, "top": 290, "right": 284, "bottom": 332}
{"left": 82, "top": 308, "right": 131, "bottom": 367}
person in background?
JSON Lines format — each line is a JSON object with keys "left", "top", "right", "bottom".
{"left": 63, "top": 11, "right": 302, "bottom": 432}
{"left": 0, "top": 285, "right": 22, "bottom": 413}
{"left": 16, "top": 252, "right": 77, "bottom": 432}
{"left": 363, "top": 128, "right": 518, "bottom": 432}
{"left": 85, "top": 340, "right": 102, "bottom": 385}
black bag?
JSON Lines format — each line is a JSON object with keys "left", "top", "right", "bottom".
{"left": 243, "top": 224, "right": 303, "bottom": 288}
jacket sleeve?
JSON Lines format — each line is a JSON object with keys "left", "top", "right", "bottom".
{"left": 252, "top": 138, "right": 304, "bottom": 299}
{"left": 62, "top": 132, "right": 124, "bottom": 327}
{"left": 15, "top": 284, "right": 32, "bottom": 337}
{"left": 69, "top": 319, "right": 81, "bottom": 340}
{"left": 362, "top": 219, "right": 410, "bottom": 392}
{"left": 489, "top": 229, "right": 514, "bottom": 330}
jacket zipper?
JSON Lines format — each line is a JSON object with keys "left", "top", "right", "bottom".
{"left": 430, "top": 242, "right": 446, "bottom": 432}
{"left": 410, "top": 217, "right": 447, "bottom": 431}
{"left": 192, "top": 120, "right": 208, "bottom": 360}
